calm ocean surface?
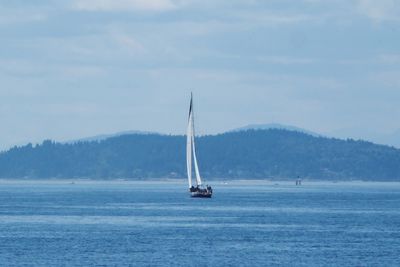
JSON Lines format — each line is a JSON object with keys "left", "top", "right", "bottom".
{"left": 0, "top": 180, "right": 399, "bottom": 266}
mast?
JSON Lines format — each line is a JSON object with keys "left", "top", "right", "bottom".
{"left": 186, "top": 95, "right": 193, "bottom": 188}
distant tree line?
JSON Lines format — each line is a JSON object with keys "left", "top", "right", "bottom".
{"left": 0, "top": 129, "right": 399, "bottom": 180}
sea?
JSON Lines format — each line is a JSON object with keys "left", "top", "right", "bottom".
{"left": 0, "top": 180, "right": 399, "bottom": 266}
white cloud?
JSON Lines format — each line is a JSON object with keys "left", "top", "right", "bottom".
{"left": 220, "top": 7, "right": 324, "bottom": 27}
{"left": 257, "top": 56, "right": 316, "bottom": 65}
{"left": 72, "top": 0, "right": 177, "bottom": 12}
{"left": 357, "top": 0, "right": 400, "bottom": 21}
{"left": 113, "top": 34, "right": 147, "bottom": 55}
{"left": 378, "top": 54, "right": 400, "bottom": 64}
{"left": 244, "top": 13, "right": 315, "bottom": 25}
{"left": 372, "top": 70, "right": 400, "bottom": 87}
{"left": 0, "top": 8, "right": 47, "bottom": 25}
{"left": 61, "top": 65, "right": 107, "bottom": 78}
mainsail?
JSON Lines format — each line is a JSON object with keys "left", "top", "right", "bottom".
{"left": 186, "top": 93, "right": 202, "bottom": 188}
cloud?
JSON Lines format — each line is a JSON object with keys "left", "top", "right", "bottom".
{"left": 115, "top": 35, "right": 143, "bottom": 50}
{"left": 0, "top": 8, "right": 47, "bottom": 25}
{"left": 372, "top": 70, "right": 400, "bottom": 87}
{"left": 378, "top": 54, "right": 400, "bottom": 64}
{"left": 256, "top": 56, "right": 316, "bottom": 65}
{"left": 240, "top": 13, "right": 316, "bottom": 25}
{"left": 357, "top": 0, "right": 400, "bottom": 21}
{"left": 72, "top": 0, "right": 177, "bottom": 12}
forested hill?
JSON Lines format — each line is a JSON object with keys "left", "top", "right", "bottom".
{"left": 0, "top": 129, "right": 400, "bottom": 181}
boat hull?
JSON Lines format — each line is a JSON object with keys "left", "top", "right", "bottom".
{"left": 191, "top": 191, "right": 212, "bottom": 198}
{"left": 189, "top": 186, "right": 212, "bottom": 198}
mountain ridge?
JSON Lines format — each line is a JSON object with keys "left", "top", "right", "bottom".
{"left": 0, "top": 129, "right": 399, "bottom": 181}
{"left": 230, "top": 123, "right": 321, "bottom": 137}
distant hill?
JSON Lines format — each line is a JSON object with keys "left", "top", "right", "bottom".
{"left": 231, "top": 123, "right": 321, "bottom": 137}
{"left": 64, "top": 130, "right": 158, "bottom": 144}
{"left": 0, "top": 129, "right": 399, "bottom": 181}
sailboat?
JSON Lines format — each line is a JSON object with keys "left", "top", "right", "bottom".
{"left": 187, "top": 93, "right": 213, "bottom": 198}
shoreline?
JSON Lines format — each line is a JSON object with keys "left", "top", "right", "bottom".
{"left": 0, "top": 178, "right": 399, "bottom": 186}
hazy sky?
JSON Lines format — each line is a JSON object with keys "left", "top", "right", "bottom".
{"left": 0, "top": 0, "right": 399, "bottom": 149}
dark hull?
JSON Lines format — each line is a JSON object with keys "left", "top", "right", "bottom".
{"left": 191, "top": 191, "right": 212, "bottom": 198}
{"left": 189, "top": 185, "right": 212, "bottom": 198}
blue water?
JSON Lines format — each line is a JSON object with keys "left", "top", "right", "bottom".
{"left": 0, "top": 181, "right": 399, "bottom": 266}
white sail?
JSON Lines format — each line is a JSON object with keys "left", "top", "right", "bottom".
{"left": 186, "top": 93, "right": 202, "bottom": 187}
{"left": 186, "top": 111, "right": 193, "bottom": 188}
{"left": 192, "top": 126, "right": 202, "bottom": 186}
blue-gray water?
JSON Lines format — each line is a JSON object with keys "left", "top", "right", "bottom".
{"left": 1, "top": 180, "right": 399, "bottom": 266}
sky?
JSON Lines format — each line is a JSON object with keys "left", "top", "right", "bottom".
{"left": 0, "top": 0, "right": 400, "bottom": 149}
